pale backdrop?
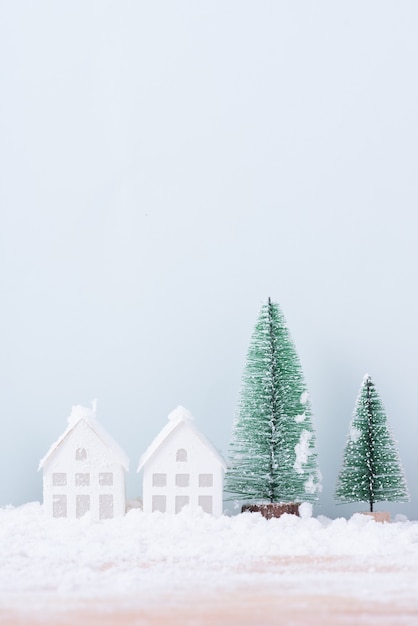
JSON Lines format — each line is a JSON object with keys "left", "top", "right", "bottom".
{"left": 1, "top": 1, "right": 417, "bottom": 519}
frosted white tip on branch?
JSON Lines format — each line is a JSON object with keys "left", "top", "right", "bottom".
{"left": 349, "top": 426, "right": 361, "bottom": 443}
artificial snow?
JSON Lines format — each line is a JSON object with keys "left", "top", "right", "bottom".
{"left": 300, "top": 391, "right": 309, "bottom": 405}
{"left": 1, "top": 502, "right": 418, "bottom": 614}
{"left": 294, "top": 413, "right": 306, "bottom": 423}
{"left": 68, "top": 401, "right": 96, "bottom": 426}
{"left": 294, "top": 429, "right": 312, "bottom": 473}
{"left": 303, "top": 474, "right": 318, "bottom": 495}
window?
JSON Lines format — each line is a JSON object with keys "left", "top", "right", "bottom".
{"left": 76, "top": 495, "right": 90, "bottom": 518}
{"left": 75, "top": 473, "right": 90, "bottom": 486}
{"left": 198, "top": 495, "right": 213, "bottom": 515}
{"left": 175, "top": 473, "right": 190, "bottom": 487}
{"left": 75, "top": 448, "right": 87, "bottom": 461}
{"left": 99, "top": 473, "right": 113, "bottom": 486}
{"left": 199, "top": 473, "right": 213, "bottom": 488}
{"left": 52, "top": 473, "right": 67, "bottom": 486}
{"left": 52, "top": 495, "right": 67, "bottom": 518}
{"left": 175, "top": 495, "right": 189, "bottom": 513}
{"left": 152, "top": 473, "right": 167, "bottom": 487}
{"left": 99, "top": 494, "right": 114, "bottom": 520}
{"left": 152, "top": 495, "right": 166, "bottom": 513}
{"left": 176, "top": 448, "right": 187, "bottom": 462}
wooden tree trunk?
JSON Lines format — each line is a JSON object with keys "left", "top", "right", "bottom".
{"left": 242, "top": 503, "right": 300, "bottom": 519}
{"left": 361, "top": 511, "right": 390, "bottom": 523}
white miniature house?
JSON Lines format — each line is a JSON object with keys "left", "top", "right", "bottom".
{"left": 138, "top": 406, "right": 226, "bottom": 516}
{"left": 39, "top": 403, "right": 129, "bottom": 520}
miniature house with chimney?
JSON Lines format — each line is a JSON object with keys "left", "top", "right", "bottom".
{"left": 39, "top": 403, "right": 129, "bottom": 520}
{"left": 138, "top": 406, "right": 226, "bottom": 516}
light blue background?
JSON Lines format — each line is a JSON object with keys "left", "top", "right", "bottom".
{"left": 1, "top": 2, "right": 417, "bottom": 519}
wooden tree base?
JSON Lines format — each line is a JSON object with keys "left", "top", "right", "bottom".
{"left": 242, "top": 503, "right": 300, "bottom": 519}
{"left": 360, "top": 511, "right": 390, "bottom": 523}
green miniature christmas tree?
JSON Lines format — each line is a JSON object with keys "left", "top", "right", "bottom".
{"left": 335, "top": 374, "right": 409, "bottom": 512}
{"left": 225, "top": 298, "right": 321, "bottom": 504}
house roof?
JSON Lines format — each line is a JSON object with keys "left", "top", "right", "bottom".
{"left": 38, "top": 403, "right": 130, "bottom": 471}
{"left": 137, "top": 405, "right": 226, "bottom": 471}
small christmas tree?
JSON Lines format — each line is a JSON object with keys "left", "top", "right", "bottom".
{"left": 335, "top": 374, "right": 409, "bottom": 512}
{"left": 226, "top": 298, "right": 321, "bottom": 505}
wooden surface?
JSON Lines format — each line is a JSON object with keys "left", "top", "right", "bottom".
{"left": 2, "top": 556, "right": 418, "bottom": 626}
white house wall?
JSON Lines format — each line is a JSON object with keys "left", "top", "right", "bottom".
{"left": 142, "top": 422, "right": 224, "bottom": 516}
{"left": 42, "top": 420, "right": 126, "bottom": 520}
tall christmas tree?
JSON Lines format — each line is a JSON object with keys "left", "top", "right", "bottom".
{"left": 226, "top": 298, "right": 321, "bottom": 504}
{"left": 335, "top": 374, "right": 409, "bottom": 512}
